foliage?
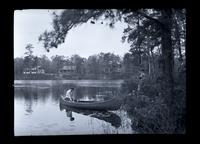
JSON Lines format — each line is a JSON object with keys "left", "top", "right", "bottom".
{"left": 122, "top": 72, "right": 186, "bottom": 133}
{"left": 14, "top": 57, "right": 24, "bottom": 77}
{"left": 24, "top": 44, "right": 34, "bottom": 57}
{"left": 24, "top": 44, "right": 35, "bottom": 68}
{"left": 35, "top": 9, "right": 186, "bottom": 133}
{"left": 121, "top": 56, "right": 186, "bottom": 133}
{"left": 14, "top": 52, "right": 123, "bottom": 80}
{"left": 51, "top": 55, "right": 66, "bottom": 73}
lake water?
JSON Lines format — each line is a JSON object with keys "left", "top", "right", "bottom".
{"left": 14, "top": 80, "right": 134, "bottom": 136}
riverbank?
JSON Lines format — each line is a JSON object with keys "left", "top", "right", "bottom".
{"left": 122, "top": 84, "right": 186, "bottom": 134}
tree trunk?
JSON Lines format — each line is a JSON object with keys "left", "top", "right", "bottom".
{"left": 147, "top": 48, "right": 151, "bottom": 77}
{"left": 160, "top": 10, "right": 174, "bottom": 107}
{"left": 137, "top": 17, "right": 142, "bottom": 66}
{"left": 159, "top": 10, "right": 176, "bottom": 132}
{"left": 174, "top": 17, "right": 183, "bottom": 63}
{"left": 148, "top": 55, "right": 151, "bottom": 76}
{"left": 150, "top": 49, "right": 155, "bottom": 80}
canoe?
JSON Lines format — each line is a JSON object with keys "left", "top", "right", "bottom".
{"left": 59, "top": 104, "right": 121, "bottom": 128}
{"left": 60, "top": 95, "right": 122, "bottom": 110}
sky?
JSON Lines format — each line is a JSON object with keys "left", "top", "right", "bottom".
{"left": 14, "top": 9, "right": 131, "bottom": 59}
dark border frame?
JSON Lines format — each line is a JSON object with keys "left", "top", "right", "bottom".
{"left": 0, "top": 0, "right": 194, "bottom": 143}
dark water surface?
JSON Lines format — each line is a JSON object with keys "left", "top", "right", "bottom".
{"left": 14, "top": 80, "right": 134, "bottom": 135}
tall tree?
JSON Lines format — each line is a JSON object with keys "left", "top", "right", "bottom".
{"left": 70, "top": 54, "right": 85, "bottom": 76}
{"left": 14, "top": 57, "right": 24, "bottom": 77}
{"left": 39, "top": 55, "right": 51, "bottom": 73}
{"left": 24, "top": 43, "right": 34, "bottom": 57}
{"left": 32, "top": 56, "right": 39, "bottom": 68}
{"left": 24, "top": 44, "right": 34, "bottom": 68}
{"left": 38, "top": 9, "right": 186, "bottom": 130}
{"left": 51, "top": 55, "right": 66, "bottom": 73}
{"left": 87, "top": 55, "right": 100, "bottom": 78}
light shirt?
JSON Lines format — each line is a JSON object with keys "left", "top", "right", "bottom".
{"left": 65, "top": 89, "right": 73, "bottom": 100}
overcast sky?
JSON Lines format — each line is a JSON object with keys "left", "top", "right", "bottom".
{"left": 14, "top": 9, "right": 131, "bottom": 59}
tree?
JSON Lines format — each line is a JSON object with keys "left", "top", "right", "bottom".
{"left": 40, "top": 10, "right": 184, "bottom": 78}
{"left": 14, "top": 57, "right": 24, "bottom": 77}
{"left": 38, "top": 9, "right": 186, "bottom": 132}
{"left": 24, "top": 43, "right": 34, "bottom": 58}
{"left": 38, "top": 9, "right": 185, "bottom": 81}
{"left": 123, "top": 52, "right": 140, "bottom": 77}
{"left": 24, "top": 44, "right": 34, "bottom": 68}
{"left": 51, "top": 55, "right": 66, "bottom": 73}
{"left": 32, "top": 56, "right": 39, "bottom": 68}
{"left": 84, "top": 53, "right": 122, "bottom": 79}
{"left": 121, "top": 9, "right": 185, "bottom": 104}
{"left": 39, "top": 9, "right": 184, "bottom": 83}
{"left": 99, "top": 53, "right": 122, "bottom": 79}
{"left": 70, "top": 54, "right": 85, "bottom": 76}
{"left": 172, "top": 9, "right": 186, "bottom": 63}
{"left": 39, "top": 55, "right": 51, "bottom": 73}
{"left": 86, "top": 55, "right": 100, "bottom": 79}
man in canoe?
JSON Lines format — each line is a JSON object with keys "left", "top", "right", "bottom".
{"left": 64, "top": 88, "right": 75, "bottom": 101}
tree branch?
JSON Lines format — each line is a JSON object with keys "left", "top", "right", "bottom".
{"left": 135, "top": 11, "right": 163, "bottom": 26}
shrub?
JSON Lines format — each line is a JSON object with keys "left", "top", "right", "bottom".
{"left": 122, "top": 75, "right": 186, "bottom": 133}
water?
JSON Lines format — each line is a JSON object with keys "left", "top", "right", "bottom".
{"left": 14, "top": 80, "right": 134, "bottom": 136}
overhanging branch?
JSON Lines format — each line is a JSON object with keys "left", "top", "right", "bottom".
{"left": 135, "top": 11, "right": 163, "bottom": 25}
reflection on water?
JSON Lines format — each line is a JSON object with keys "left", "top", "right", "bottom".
{"left": 60, "top": 104, "right": 122, "bottom": 128}
{"left": 14, "top": 80, "right": 134, "bottom": 135}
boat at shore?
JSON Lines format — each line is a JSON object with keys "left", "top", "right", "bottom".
{"left": 60, "top": 95, "right": 123, "bottom": 111}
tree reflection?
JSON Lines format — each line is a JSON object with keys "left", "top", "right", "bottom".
{"left": 51, "top": 84, "right": 65, "bottom": 103}
{"left": 22, "top": 88, "right": 34, "bottom": 114}
{"left": 24, "top": 97, "right": 33, "bottom": 114}
{"left": 15, "top": 86, "right": 51, "bottom": 114}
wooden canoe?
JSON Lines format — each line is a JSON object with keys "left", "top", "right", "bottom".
{"left": 60, "top": 95, "right": 122, "bottom": 110}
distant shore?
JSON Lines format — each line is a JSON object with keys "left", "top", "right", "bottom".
{"left": 14, "top": 79, "right": 124, "bottom": 88}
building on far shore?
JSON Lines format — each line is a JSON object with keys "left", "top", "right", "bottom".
{"left": 23, "top": 66, "right": 45, "bottom": 74}
{"left": 58, "top": 65, "right": 76, "bottom": 78}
